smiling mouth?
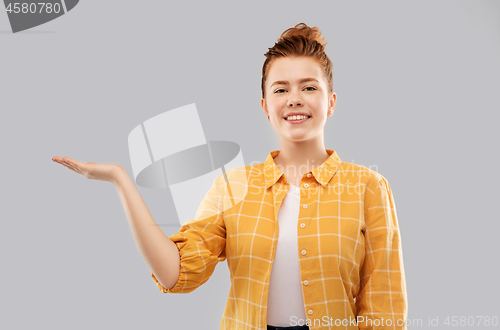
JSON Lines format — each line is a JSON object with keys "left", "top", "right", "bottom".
{"left": 284, "top": 116, "right": 311, "bottom": 124}
{"left": 284, "top": 115, "right": 312, "bottom": 121}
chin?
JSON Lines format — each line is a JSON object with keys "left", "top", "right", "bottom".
{"left": 284, "top": 136, "right": 311, "bottom": 142}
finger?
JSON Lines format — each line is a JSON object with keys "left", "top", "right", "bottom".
{"left": 54, "top": 157, "right": 86, "bottom": 176}
{"left": 61, "top": 162, "right": 81, "bottom": 173}
{"left": 55, "top": 158, "right": 81, "bottom": 172}
{"left": 52, "top": 158, "right": 68, "bottom": 166}
{"left": 53, "top": 157, "right": 71, "bottom": 166}
{"left": 64, "top": 161, "right": 82, "bottom": 172}
{"left": 61, "top": 157, "right": 87, "bottom": 169}
{"left": 59, "top": 158, "right": 81, "bottom": 171}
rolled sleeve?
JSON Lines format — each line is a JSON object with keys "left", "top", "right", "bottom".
{"left": 152, "top": 174, "right": 227, "bottom": 294}
{"left": 357, "top": 175, "right": 408, "bottom": 329}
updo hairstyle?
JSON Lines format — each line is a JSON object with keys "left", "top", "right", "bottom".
{"left": 261, "top": 22, "right": 334, "bottom": 98}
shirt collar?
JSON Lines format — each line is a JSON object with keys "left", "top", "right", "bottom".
{"left": 263, "top": 149, "right": 342, "bottom": 189}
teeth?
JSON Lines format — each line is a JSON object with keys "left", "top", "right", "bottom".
{"left": 286, "top": 115, "right": 309, "bottom": 121}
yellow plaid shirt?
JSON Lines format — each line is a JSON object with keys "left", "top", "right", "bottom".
{"left": 151, "top": 149, "right": 408, "bottom": 329}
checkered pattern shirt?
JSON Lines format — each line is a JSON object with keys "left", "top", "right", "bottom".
{"left": 151, "top": 149, "right": 408, "bottom": 329}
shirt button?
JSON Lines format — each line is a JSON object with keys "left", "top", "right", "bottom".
{"left": 306, "top": 173, "right": 312, "bottom": 178}
{"left": 302, "top": 204, "right": 308, "bottom": 209}
{"left": 308, "top": 309, "right": 313, "bottom": 315}
{"left": 303, "top": 280, "right": 309, "bottom": 286}
{"left": 300, "top": 223, "right": 305, "bottom": 228}
{"left": 303, "top": 183, "right": 309, "bottom": 188}
{"left": 301, "top": 250, "right": 307, "bottom": 255}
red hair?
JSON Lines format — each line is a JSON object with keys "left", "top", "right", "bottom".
{"left": 261, "top": 22, "right": 333, "bottom": 98}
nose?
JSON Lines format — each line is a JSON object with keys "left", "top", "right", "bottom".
{"left": 287, "top": 90, "right": 303, "bottom": 107}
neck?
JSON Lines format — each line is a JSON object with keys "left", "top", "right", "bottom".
{"left": 273, "top": 136, "right": 330, "bottom": 174}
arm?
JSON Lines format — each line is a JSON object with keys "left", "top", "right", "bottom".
{"left": 151, "top": 173, "right": 227, "bottom": 294}
{"left": 51, "top": 156, "right": 181, "bottom": 290}
{"left": 113, "top": 168, "right": 180, "bottom": 290}
{"left": 357, "top": 175, "right": 408, "bottom": 329}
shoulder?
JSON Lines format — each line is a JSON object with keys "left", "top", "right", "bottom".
{"left": 213, "top": 163, "right": 263, "bottom": 188}
{"left": 337, "top": 160, "right": 389, "bottom": 188}
{"left": 223, "top": 160, "right": 267, "bottom": 179}
{"left": 338, "top": 161, "right": 397, "bottom": 201}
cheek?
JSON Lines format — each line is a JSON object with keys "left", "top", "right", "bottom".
{"left": 309, "top": 98, "right": 328, "bottom": 114}
{"left": 267, "top": 98, "right": 285, "bottom": 112}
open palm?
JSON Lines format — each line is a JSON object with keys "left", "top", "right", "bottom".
{"left": 52, "top": 156, "right": 124, "bottom": 184}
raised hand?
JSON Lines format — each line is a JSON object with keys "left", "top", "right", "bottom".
{"left": 52, "top": 154, "right": 181, "bottom": 289}
{"left": 52, "top": 156, "right": 125, "bottom": 185}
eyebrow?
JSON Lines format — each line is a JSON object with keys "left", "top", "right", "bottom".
{"left": 270, "top": 78, "right": 320, "bottom": 88}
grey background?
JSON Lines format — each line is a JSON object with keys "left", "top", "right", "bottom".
{"left": 1, "top": 0, "right": 499, "bottom": 329}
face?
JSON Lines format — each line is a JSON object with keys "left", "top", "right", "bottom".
{"left": 261, "top": 56, "right": 336, "bottom": 143}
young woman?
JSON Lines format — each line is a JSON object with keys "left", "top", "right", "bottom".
{"left": 53, "top": 23, "right": 408, "bottom": 330}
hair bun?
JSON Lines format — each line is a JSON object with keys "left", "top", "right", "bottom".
{"left": 261, "top": 22, "right": 333, "bottom": 98}
{"left": 279, "top": 22, "right": 327, "bottom": 48}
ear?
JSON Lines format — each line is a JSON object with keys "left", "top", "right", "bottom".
{"left": 261, "top": 97, "right": 268, "bottom": 117}
{"left": 328, "top": 92, "right": 337, "bottom": 116}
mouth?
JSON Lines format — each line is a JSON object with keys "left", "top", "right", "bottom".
{"left": 284, "top": 115, "right": 311, "bottom": 124}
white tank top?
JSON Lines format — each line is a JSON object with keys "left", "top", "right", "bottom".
{"left": 266, "top": 184, "right": 308, "bottom": 326}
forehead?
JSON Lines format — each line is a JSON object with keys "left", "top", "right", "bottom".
{"left": 267, "top": 57, "right": 323, "bottom": 83}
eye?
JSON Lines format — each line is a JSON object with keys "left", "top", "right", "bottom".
{"left": 274, "top": 88, "right": 286, "bottom": 94}
{"left": 304, "top": 86, "right": 317, "bottom": 91}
